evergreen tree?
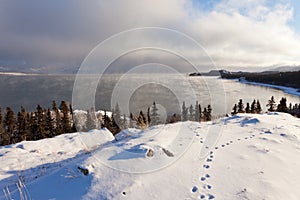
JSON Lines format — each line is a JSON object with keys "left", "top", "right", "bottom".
{"left": 137, "top": 110, "right": 147, "bottom": 129}
{"left": 198, "top": 104, "right": 202, "bottom": 122}
{"left": 69, "top": 104, "right": 77, "bottom": 132}
{"left": 189, "top": 104, "right": 195, "bottom": 121}
{"left": 113, "top": 104, "right": 122, "bottom": 128}
{"left": 111, "top": 113, "right": 121, "bottom": 135}
{"left": 86, "top": 109, "right": 96, "bottom": 131}
{"left": 17, "top": 106, "right": 30, "bottom": 142}
{"left": 256, "top": 100, "right": 262, "bottom": 113}
{"left": 150, "top": 101, "right": 159, "bottom": 126}
{"left": 231, "top": 104, "right": 238, "bottom": 115}
{"left": 266, "top": 96, "right": 276, "bottom": 112}
{"left": 0, "top": 108, "right": 4, "bottom": 145}
{"left": 194, "top": 101, "right": 200, "bottom": 122}
{"left": 52, "top": 100, "right": 63, "bottom": 135}
{"left": 36, "top": 105, "right": 47, "bottom": 139}
{"left": 30, "top": 112, "right": 38, "bottom": 140}
{"left": 245, "top": 102, "right": 250, "bottom": 113}
{"left": 206, "top": 105, "right": 212, "bottom": 121}
{"left": 4, "top": 107, "right": 17, "bottom": 144}
{"left": 181, "top": 101, "right": 188, "bottom": 121}
{"left": 45, "top": 108, "right": 55, "bottom": 138}
{"left": 122, "top": 114, "right": 127, "bottom": 129}
{"left": 60, "top": 101, "right": 71, "bottom": 133}
{"left": 102, "top": 111, "right": 111, "bottom": 130}
{"left": 237, "top": 99, "right": 245, "bottom": 113}
{"left": 147, "top": 107, "right": 151, "bottom": 126}
{"left": 203, "top": 107, "right": 208, "bottom": 121}
{"left": 129, "top": 112, "right": 134, "bottom": 128}
{"left": 277, "top": 97, "right": 288, "bottom": 113}
{"left": 250, "top": 100, "right": 256, "bottom": 113}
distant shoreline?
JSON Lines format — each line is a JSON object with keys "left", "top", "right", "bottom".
{"left": 237, "top": 79, "right": 300, "bottom": 98}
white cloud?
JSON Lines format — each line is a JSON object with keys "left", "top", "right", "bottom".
{"left": 1, "top": 0, "right": 300, "bottom": 71}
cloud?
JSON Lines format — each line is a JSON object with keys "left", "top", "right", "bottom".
{"left": 0, "top": 0, "right": 300, "bottom": 72}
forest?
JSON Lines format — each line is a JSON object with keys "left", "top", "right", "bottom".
{"left": 0, "top": 101, "right": 212, "bottom": 146}
{"left": 220, "top": 70, "right": 300, "bottom": 89}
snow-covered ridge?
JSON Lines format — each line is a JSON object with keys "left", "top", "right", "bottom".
{"left": 1, "top": 113, "right": 300, "bottom": 199}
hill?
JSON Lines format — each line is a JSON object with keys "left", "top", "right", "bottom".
{"left": 1, "top": 113, "right": 300, "bottom": 199}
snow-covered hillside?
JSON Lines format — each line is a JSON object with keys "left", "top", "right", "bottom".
{"left": 1, "top": 113, "right": 300, "bottom": 200}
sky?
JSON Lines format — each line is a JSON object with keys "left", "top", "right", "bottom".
{"left": 1, "top": 0, "right": 300, "bottom": 73}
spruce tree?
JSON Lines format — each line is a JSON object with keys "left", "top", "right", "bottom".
{"left": 16, "top": 108, "right": 27, "bottom": 142}
{"left": 86, "top": 109, "right": 96, "bottom": 131}
{"left": 69, "top": 104, "right": 77, "bottom": 132}
{"left": 250, "top": 100, "right": 256, "bottom": 113}
{"left": 30, "top": 112, "right": 38, "bottom": 141}
{"left": 60, "top": 101, "right": 71, "bottom": 133}
{"left": 203, "top": 107, "right": 208, "bottom": 121}
{"left": 122, "top": 114, "right": 127, "bottom": 129}
{"left": 231, "top": 104, "right": 238, "bottom": 115}
{"left": 129, "top": 112, "right": 134, "bottom": 128}
{"left": 4, "top": 107, "right": 17, "bottom": 144}
{"left": 198, "top": 104, "right": 202, "bottom": 121}
{"left": 194, "top": 101, "right": 200, "bottom": 122}
{"left": 36, "top": 105, "right": 47, "bottom": 139}
{"left": 150, "top": 101, "right": 159, "bottom": 126}
{"left": 137, "top": 110, "right": 147, "bottom": 129}
{"left": 256, "top": 100, "right": 262, "bottom": 113}
{"left": 277, "top": 97, "right": 288, "bottom": 113}
{"left": 113, "top": 104, "right": 122, "bottom": 128}
{"left": 266, "top": 96, "right": 276, "bottom": 112}
{"left": 237, "top": 99, "right": 245, "bottom": 113}
{"left": 45, "top": 108, "right": 54, "bottom": 138}
{"left": 206, "top": 105, "right": 212, "bottom": 121}
{"left": 245, "top": 103, "right": 250, "bottom": 113}
{"left": 0, "top": 108, "right": 4, "bottom": 145}
{"left": 189, "top": 104, "right": 195, "bottom": 121}
{"left": 181, "top": 101, "right": 188, "bottom": 121}
{"left": 52, "top": 100, "right": 63, "bottom": 135}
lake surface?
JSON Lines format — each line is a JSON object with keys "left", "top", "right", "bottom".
{"left": 0, "top": 74, "right": 299, "bottom": 116}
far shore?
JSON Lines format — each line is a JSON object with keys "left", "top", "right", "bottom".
{"left": 237, "top": 79, "right": 300, "bottom": 98}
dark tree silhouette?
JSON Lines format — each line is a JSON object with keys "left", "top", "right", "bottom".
{"left": 52, "top": 100, "right": 63, "bottom": 135}
{"left": 189, "top": 104, "right": 195, "bottom": 121}
{"left": 237, "top": 99, "right": 245, "bottom": 113}
{"left": 256, "top": 100, "right": 262, "bottom": 113}
{"left": 250, "top": 100, "right": 256, "bottom": 113}
{"left": 231, "top": 104, "right": 238, "bottom": 115}
{"left": 150, "top": 101, "right": 159, "bottom": 126}
{"left": 266, "top": 96, "right": 276, "bottom": 112}
{"left": 181, "top": 101, "right": 188, "bottom": 121}
{"left": 277, "top": 97, "right": 288, "bottom": 113}
{"left": 4, "top": 107, "right": 17, "bottom": 144}
{"left": 245, "top": 103, "right": 250, "bottom": 113}
{"left": 60, "top": 101, "right": 71, "bottom": 133}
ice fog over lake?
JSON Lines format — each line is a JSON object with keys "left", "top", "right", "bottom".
{"left": 0, "top": 74, "right": 299, "bottom": 115}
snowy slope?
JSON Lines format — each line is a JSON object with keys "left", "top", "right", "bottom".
{"left": 1, "top": 113, "right": 300, "bottom": 200}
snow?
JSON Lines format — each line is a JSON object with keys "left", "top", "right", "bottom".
{"left": 1, "top": 113, "right": 300, "bottom": 199}
{"left": 237, "top": 79, "right": 300, "bottom": 97}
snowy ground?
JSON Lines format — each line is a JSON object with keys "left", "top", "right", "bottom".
{"left": 237, "top": 79, "right": 300, "bottom": 97}
{"left": 1, "top": 113, "right": 300, "bottom": 200}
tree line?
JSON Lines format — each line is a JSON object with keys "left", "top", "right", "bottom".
{"left": 231, "top": 96, "right": 300, "bottom": 117}
{"left": 0, "top": 100, "right": 213, "bottom": 146}
{"left": 0, "top": 100, "right": 76, "bottom": 146}
{"left": 98, "top": 101, "right": 212, "bottom": 135}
